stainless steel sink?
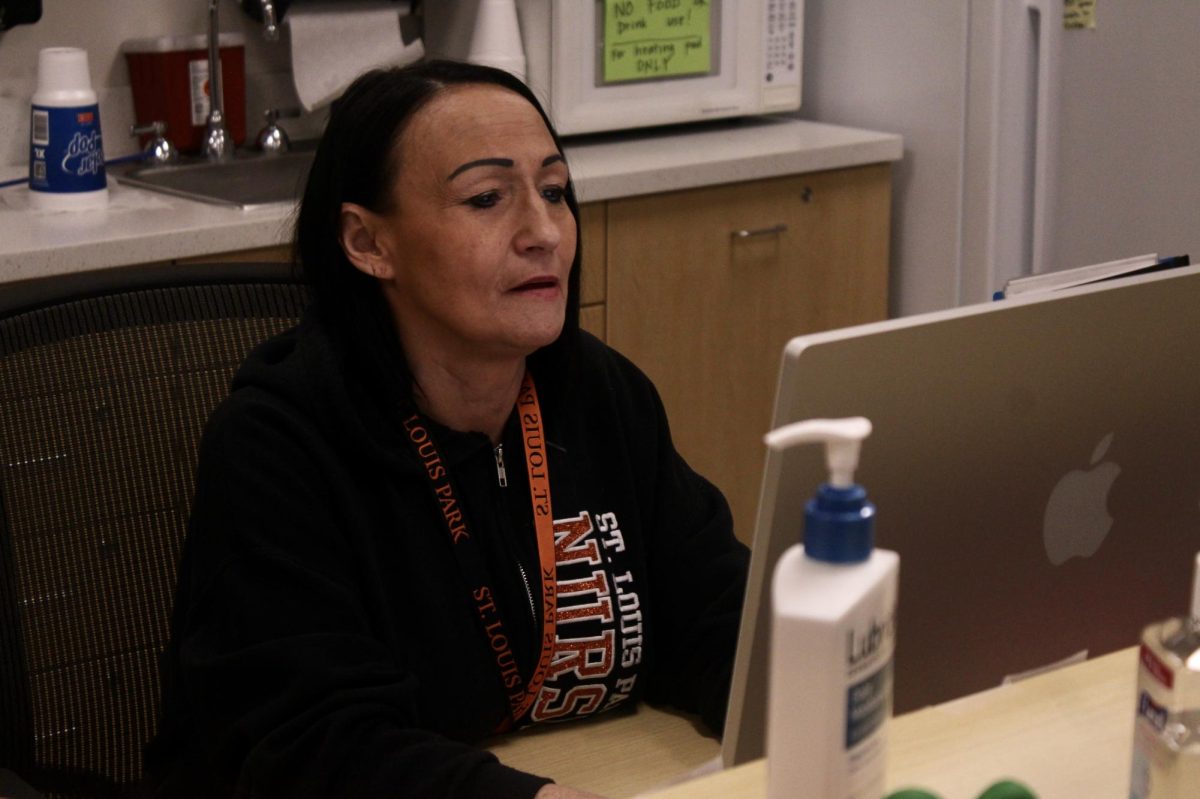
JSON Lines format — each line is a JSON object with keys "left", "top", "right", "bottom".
{"left": 114, "top": 143, "right": 316, "bottom": 209}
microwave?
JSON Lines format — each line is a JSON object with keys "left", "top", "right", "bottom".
{"left": 424, "top": 0, "right": 802, "bottom": 137}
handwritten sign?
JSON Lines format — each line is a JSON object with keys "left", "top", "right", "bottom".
{"left": 603, "top": 0, "right": 712, "bottom": 84}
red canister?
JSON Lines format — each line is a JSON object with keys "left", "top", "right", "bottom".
{"left": 123, "top": 33, "right": 246, "bottom": 154}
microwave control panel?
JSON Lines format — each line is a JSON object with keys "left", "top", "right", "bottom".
{"left": 764, "top": 0, "right": 801, "bottom": 86}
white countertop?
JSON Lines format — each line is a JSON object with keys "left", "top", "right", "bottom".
{"left": 565, "top": 116, "right": 900, "bottom": 202}
{"left": 0, "top": 116, "right": 901, "bottom": 287}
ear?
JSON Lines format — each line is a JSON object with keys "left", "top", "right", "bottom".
{"left": 339, "top": 203, "right": 396, "bottom": 280}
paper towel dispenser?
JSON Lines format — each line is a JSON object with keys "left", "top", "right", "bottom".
{"left": 0, "top": 0, "right": 41, "bottom": 30}
{"left": 238, "top": 0, "right": 415, "bottom": 24}
{"left": 284, "top": 1, "right": 424, "bottom": 112}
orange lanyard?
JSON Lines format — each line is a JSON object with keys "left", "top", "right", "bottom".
{"left": 402, "top": 371, "right": 556, "bottom": 729}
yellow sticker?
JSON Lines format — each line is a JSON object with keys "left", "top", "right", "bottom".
{"left": 1064, "top": 0, "right": 1097, "bottom": 30}
{"left": 603, "top": 0, "right": 712, "bottom": 84}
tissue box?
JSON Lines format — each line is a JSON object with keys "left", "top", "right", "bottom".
{"left": 123, "top": 33, "right": 246, "bottom": 154}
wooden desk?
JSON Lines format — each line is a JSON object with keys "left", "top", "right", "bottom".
{"left": 485, "top": 703, "right": 722, "bottom": 798}
{"left": 489, "top": 648, "right": 1140, "bottom": 798}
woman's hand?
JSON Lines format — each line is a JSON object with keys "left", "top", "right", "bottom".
{"left": 534, "top": 784, "right": 607, "bottom": 799}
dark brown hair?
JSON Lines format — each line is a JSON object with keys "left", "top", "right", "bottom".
{"left": 294, "top": 60, "right": 582, "bottom": 404}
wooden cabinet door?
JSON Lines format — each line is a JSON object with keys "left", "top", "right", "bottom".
{"left": 605, "top": 165, "right": 890, "bottom": 542}
{"left": 578, "top": 202, "right": 607, "bottom": 341}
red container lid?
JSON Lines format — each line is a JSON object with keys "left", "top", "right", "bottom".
{"left": 122, "top": 32, "right": 246, "bottom": 53}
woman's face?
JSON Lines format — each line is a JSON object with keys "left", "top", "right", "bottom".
{"left": 367, "top": 83, "right": 577, "bottom": 366}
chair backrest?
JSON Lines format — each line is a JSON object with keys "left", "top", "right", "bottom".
{"left": 0, "top": 279, "right": 309, "bottom": 797}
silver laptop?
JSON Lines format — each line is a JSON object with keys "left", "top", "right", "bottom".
{"left": 723, "top": 263, "right": 1200, "bottom": 767}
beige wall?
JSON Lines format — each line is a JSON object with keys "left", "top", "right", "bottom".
{"left": 0, "top": 0, "right": 326, "bottom": 168}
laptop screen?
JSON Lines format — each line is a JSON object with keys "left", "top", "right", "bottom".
{"left": 723, "top": 264, "right": 1200, "bottom": 766}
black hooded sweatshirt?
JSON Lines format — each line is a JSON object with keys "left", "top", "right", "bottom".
{"left": 144, "top": 311, "right": 749, "bottom": 798}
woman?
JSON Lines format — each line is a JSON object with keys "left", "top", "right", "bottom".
{"left": 144, "top": 60, "right": 749, "bottom": 798}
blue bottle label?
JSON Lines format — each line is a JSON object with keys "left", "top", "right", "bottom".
{"left": 29, "top": 104, "right": 107, "bottom": 194}
{"left": 845, "top": 658, "right": 892, "bottom": 748}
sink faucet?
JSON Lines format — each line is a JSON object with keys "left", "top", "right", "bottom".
{"left": 260, "top": 0, "right": 280, "bottom": 40}
{"left": 203, "top": 0, "right": 234, "bottom": 162}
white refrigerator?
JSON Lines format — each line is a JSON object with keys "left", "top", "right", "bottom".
{"left": 800, "top": 0, "right": 1200, "bottom": 316}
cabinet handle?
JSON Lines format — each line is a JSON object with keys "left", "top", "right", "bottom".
{"left": 732, "top": 223, "right": 788, "bottom": 240}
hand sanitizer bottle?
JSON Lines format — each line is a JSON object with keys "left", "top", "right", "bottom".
{"left": 766, "top": 417, "right": 899, "bottom": 799}
{"left": 1129, "top": 552, "right": 1200, "bottom": 798}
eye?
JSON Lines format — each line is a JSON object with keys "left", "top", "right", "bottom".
{"left": 542, "top": 185, "right": 566, "bottom": 204}
{"left": 466, "top": 190, "right": 501, "bottom": 209}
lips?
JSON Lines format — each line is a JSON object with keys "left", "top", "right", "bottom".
{"left": 511, "top": 275, "right": 561, "bottom": 294}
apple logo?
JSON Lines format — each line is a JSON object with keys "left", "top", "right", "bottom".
{"left": 1043, "top": 432, "right": 1121, "bottom": 565}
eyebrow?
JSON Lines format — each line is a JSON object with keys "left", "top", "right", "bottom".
{"left": 446, "top": 154, "right": 567, "bottom": 181}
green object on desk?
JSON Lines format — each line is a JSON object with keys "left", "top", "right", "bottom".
{"left": 976, "top": 780, "right": 1037, "bottom": 799}
{"left": 885, "top": 780, "right": 1037, "bottom": 799}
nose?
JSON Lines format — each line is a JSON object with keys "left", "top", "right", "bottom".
{"left": 514, "top": 191, "right": 565, "bottom": 254}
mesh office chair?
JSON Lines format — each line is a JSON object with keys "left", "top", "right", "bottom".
{"left": 0, "top": 277, "right": 309, "bottom": 798}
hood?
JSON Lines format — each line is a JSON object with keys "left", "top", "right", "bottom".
{"left": 227, "top": 309, "right": 494, "bottom": 476}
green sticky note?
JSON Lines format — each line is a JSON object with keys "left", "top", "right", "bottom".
{"left": 1063, "top": 0, "right": 1097, "bottom": 30}
{"left": 603, "top": 0, "right": 712, "bottom": 84}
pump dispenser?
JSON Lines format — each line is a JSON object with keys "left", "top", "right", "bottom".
{"left": 766, "top": 417, "right": 900, "bottom": 799}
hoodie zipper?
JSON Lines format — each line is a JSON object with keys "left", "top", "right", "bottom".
{"left": 516, "top": 560, "right": 538, "bottom": 630}
{"left": 494, "top": 444, "right": 508, "bottom": 487}
{"left": 494, "top": 443, "right": 536, "bottom": 628}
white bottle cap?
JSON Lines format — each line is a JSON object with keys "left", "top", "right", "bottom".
{"left": 36, "top": 47, "right": 94, "bottom": 95}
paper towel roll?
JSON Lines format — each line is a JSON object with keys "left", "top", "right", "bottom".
{"left": 287, "top": 0, "right": 424, "bottom": 112}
